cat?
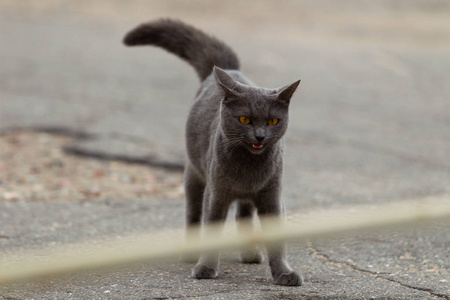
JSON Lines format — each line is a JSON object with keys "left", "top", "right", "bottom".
{"left": 123, "top": 19, "right": 302, "bottom": 286}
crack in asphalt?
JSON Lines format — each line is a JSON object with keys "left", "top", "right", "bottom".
{"left": 379, "top": 276, "right": 450, "bottom": 300}
{"left": 308, "top": 242, "right": 449, "bottom": 299}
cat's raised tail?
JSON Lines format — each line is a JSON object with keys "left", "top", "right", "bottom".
{"left": 123, "top": 19, "right": 240, "bottom": 81}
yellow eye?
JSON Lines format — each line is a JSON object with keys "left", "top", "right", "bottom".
{"left": 239, "top": 116, "right": 251, "bottom": 125}
{"left": 268, "top": 118, "right": 279, "bottom": 126}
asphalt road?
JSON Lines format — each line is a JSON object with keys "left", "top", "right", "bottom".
{"left": 1, "top": 1, "right": 449, "bottom": 299}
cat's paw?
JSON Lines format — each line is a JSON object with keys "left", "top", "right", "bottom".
{"left": 273, "top": 271, "right": 303, "bottom": 286}
{"left": 239, "top": 249, "right": 263, "bottom": 264}
{"left": 191, "top": 264, "right": 218, "bottom": 279}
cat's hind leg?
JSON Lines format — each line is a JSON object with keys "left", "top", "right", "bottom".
{"left": 182, "top": 164, "right": 205, "bottom": 263}
{"left": 236, "top": 201, "right": 263, "bottom": 264}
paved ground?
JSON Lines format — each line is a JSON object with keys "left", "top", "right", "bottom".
{"left": 0, "top": 1, "right": 449, "bottom": 299}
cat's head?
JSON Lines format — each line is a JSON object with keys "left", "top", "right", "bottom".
{"left": 214, "top": 67, "right": 300, "bottom": 155}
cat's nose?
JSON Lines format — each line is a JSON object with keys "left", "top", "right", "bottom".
{"left": 255, "top": 135, "right": 265, "bottom": 142}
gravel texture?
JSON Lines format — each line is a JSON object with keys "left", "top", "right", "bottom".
{"left": 0, "top": 131, "right": 184, "bottom": 203}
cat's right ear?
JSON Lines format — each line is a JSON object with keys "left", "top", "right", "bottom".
{"left": 276, "top": 80, "right": 301, "bottom": 105}
{"left": 213, "top": 66, "right": 240, "bottom": 97}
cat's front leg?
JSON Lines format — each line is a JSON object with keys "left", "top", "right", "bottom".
{"left": 192, "top": 187, "right": 230, "bottom": 279}
{"left": 255, "top": 190, "right": 303, "bottom": 286}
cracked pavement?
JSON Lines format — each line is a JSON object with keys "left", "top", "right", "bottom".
{"left": 1, "top": 0, "right": 450, "bottom": 299}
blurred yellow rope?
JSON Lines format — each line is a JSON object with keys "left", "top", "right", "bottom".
{"left": 0, "top": 195, "right": 449, "bottom": 285}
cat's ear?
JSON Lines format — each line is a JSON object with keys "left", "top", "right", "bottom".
{"left": 213, "top": 66, "right": 240, "bottom": 97}
{"left": 276, "top": 80, "right": 301, "bottom": 104}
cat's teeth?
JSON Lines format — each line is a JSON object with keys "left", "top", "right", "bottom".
{"left": 252, "top": 143, "right": 264, "bottom": 149}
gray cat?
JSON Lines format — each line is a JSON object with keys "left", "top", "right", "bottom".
{"left": 124, "top": 19, "right": 302, "bottom": 286}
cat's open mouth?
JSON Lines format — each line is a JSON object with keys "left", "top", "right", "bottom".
{"left": 251, "top": 143, "right": 264, "bottom": 149}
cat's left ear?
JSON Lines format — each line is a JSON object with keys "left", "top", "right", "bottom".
{"left": 276, "top": 80, "right": 301, "bottom": 105}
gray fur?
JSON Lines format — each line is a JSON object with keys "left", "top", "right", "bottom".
{"left": 123, "top": 19, "right": 239, "bottom": 81}
{"left": 124, "top": 19, "right": 302, "bottom": 286}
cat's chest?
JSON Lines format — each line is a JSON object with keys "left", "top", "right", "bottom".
{"left": 211, "top": 154, "right": 279, "bottom": 194}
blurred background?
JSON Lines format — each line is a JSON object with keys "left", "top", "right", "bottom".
{"left": 1, "top": 0, "right": 449, "bottom": 209}
{"left": 0, "top": 1, "right": 449, "bottom": 298}
{"left": 0, "top": 0, "right": 450, "bottom": 207}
